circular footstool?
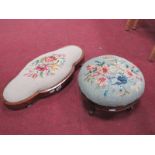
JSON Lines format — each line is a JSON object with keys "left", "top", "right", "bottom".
{"left": 78, "top": 55, "right": 145, "bottom": 114}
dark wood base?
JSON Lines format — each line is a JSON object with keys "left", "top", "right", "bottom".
{"left": 81, "top": 92, "right": 139, "bottom": 115}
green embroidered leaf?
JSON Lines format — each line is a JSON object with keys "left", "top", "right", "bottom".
{"left": 35, "top": 59, "right": 40, "bottom": 65}
{"left": 93, "top": 68, "right": 97, "bottom": 72}
{"left": 95, "top": 60, "right": 101, "bottom": 63}
{"left": 101, "top": 62, "right": 105, "bottom": 66}
{"left": 104, "top": 90, "right": 108, "bottom": 96}
{"left": 59, "top": 59, "right": 65, "bottom": 65}
{"left": 40, "top": 72, "right": 43, "bottom": 78}
{"left": 95, "top": 60, "right": 105, "bottom": 66}
{"left": 85, "top": 72, "right": 90, "bottom": 76}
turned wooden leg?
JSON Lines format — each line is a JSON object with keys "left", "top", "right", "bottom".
{"left": 125, "top": 19, "right": 140, "bottom": 31}
{"left": 127, "top": 105, "right": 134, "bottom": 111}
{"left": 132, "top": 19, "right": 139, "bottom": 30}
{"left": 149, "top": 45, "right": 155, "bottom": 62}
{"left": 88, "top": 103, "right": 95, "bottom": 115}
{"left": 125, "top": 20, "right": 134, "bottom": 31}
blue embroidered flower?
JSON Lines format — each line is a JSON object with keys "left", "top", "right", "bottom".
{"left": 114, "top": 75, "right": 127, "bottom": 85}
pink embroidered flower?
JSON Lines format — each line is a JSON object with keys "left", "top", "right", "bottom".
{"left": 44, "top": 56, "right": 57, "bottom": 62}
{"left": 98, "top": 66, "right": 109, "bottom": 74}
{"left": 102, "top": 66, "right": 108, "bottom": 73}
{"left": 24, "top": 54, "right": 66, "bottom": 79}
{"left": 126, "top": 69, "right": 133, "bottom": 77}
{"left": 36, "top": 64, "right": 48, "bottom": 72}
{"left": 96, "top": 77, "right": 107, "bottom": 87}
{"left": 87, "top": 65, "right": 96, "bottom": 71}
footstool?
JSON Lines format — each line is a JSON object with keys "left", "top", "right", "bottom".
{"left": 78, "top": 55, "right": 145, "bottom": 114}
{"left": 3, "top": 45, "right": 84, "bottom": 110}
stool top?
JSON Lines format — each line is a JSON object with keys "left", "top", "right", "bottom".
{"left": 78, "top": 55, "right": 145, "bottom": 107}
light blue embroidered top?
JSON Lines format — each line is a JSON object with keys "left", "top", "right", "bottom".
{"left": 78, "top": 55, "right": 145, "bottom": 107}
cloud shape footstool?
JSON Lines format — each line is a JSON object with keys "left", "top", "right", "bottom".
{"left": 3, "top": 45, "right": 84, "bottom": 110}
{"left": 78, "top": 55, "right": 145, "bottom": 114}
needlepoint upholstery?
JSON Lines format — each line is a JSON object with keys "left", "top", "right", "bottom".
{"left": 78, "top": 55, "right": 145, "bottom": 107}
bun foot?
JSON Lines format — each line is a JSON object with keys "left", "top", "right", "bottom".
{"left": 88, "top": 109, "right": 95, "bottom": 115}
{"left": 127, "top": 105, "right": 134, "bottom": 111}
{"left": 88, "top": 103, "right": 95, "bottom": 115}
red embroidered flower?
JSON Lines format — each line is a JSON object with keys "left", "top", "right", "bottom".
{"left": 96, "top": 77, "right": 107, "bottom": 87}
{"left": 127, "top": 69, "right": 133, "bottom": 77}
{"left": 87, "top": 65, "right": 96, "bottom": 71}
{"left": 98, "top": 66, "right": 109, "bottom": 74}
{"left": 102, "top": 66, "right": 108, "bottom": 73}
{"left": 36, "top": 64, "right": 48, "bottom": 72}
{"left": 45, "top": 56, "right": 57, "bottom": 62}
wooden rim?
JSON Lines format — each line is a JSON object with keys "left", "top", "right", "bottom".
{"left": 2, "top": 46, "right": 84, "bottom": 110}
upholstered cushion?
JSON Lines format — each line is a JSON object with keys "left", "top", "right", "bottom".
{"left": 78, "top": 55, "right": 145, "bottom": 107}
{"left": 3, "top": 45, "right": 84, "bottom": 105}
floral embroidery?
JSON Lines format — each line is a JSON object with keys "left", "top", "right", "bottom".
{"left": 114, "top": 75, "right": 127, "bottom": 85}
{"left": 24, "top": 54, "right": 65, "bottom": 79}
{"left": 84, "top": 56, "right": 143, "bottom": 97}
{"left": 96, "top": 77, "right": 107, "bottom": 87}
